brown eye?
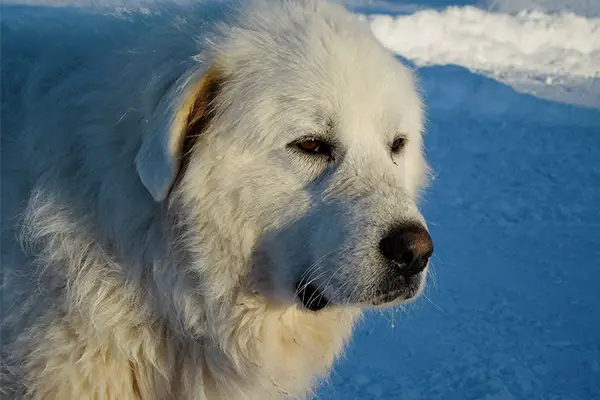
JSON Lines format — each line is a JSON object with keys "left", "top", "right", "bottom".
{"left": 391, "top": 137, "right": 406, "bottom": 154}
{"left": 296, "top": 138, "right": 332, "bottom": 157}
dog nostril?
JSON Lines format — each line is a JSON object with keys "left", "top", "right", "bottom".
{"left": 379, "top": 225, "right": 433, "bottom": 278}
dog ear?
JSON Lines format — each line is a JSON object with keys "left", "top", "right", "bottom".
{"left": 135, "top": 66, "right": 223, "bottom": 202}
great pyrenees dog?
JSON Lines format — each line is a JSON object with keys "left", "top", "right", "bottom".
{"left": 0, "top": 0, "right": 433, "bottom": 398}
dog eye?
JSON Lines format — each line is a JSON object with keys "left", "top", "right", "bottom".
{"left": 295, "top": 138, "right": 333, "bottom": 157}
{"left": 391, "top": 137, "right": 407, "bottom": 154}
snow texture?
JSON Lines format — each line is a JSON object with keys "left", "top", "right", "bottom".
{"left": 2, "top": 0, "right": 599, "bottom": 399}
{"left": 365, "top": 8, "right": 600, "bottom": 104}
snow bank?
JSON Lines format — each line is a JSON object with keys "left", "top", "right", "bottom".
{"left": 364, "top": 7, "right": 600, "bottom": 80}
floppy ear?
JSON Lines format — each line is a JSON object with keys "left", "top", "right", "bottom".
{"left": 135, "top": 66, "right": 223, "bottom": 202}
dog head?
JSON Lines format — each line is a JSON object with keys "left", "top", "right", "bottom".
{"left": 135, "top": 0, "right": 432, "bottom": 312}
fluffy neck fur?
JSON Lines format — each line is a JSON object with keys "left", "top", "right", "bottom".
{"left": 12, "top": 178, "right": 359, "bottom": 399}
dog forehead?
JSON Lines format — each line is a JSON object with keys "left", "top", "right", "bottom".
{"left": 269, "top": 56, "right": 421, "bottom": 143}
{"left": 214, "top": 0, "right": 423, "bottom": 142}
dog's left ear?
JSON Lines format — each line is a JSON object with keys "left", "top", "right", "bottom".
{"left": 136, "top": 66, "right": 223, "bottom": 202}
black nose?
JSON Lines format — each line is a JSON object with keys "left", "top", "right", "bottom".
{"left": 379, "top": 225, "right": 434, "bottom": 278}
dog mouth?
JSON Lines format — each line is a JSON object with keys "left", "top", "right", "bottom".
{"left": 296, "top": 282, "right": 329, "bottom": 312}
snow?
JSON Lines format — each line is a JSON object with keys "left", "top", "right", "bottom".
{"left": 367, "top": 7, "right": 599, "bottom": 80}
{"left": 2, "top": 0, "right": 600, "bottom": 399}
{"left": 363, "top": 7, "right": 600, "bottom": 107}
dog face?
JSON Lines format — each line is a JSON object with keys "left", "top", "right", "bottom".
{"left": 136, "top": 0, "right": 432, "bottom": 312}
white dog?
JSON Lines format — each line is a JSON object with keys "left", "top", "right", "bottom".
{"left": 0, "top": 0, "right": 433, "bottom": 398}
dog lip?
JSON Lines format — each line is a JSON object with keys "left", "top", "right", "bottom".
{"left": 296, "top": 282, "right": 329, "bottom": 312}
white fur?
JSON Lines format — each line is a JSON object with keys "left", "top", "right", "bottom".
{"left": 0, "top": 0, "right": 430, "bottom": 398}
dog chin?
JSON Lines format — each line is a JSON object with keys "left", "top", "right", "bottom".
{"left": 370, "top": 289, "right": 419, "bottom": 308}
{"left": 295, "top": 279, "right": 426, "bottom": 312}
{"left": 371, "top": 279, "right": 426, "bottom": 309}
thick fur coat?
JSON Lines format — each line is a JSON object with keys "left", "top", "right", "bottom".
{"left": 1, "top": 0, "right": 431, "bottom": 398}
